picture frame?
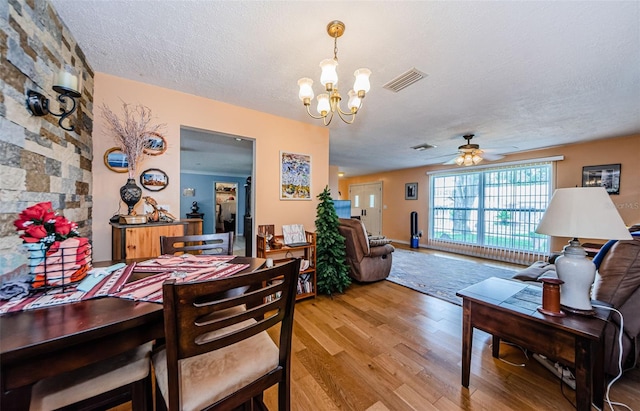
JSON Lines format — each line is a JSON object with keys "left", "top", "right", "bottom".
{"left": 582, "top": 164, "right": 621, "bottom": 195}
{"left": 143, "top": 132, "right": 167, "bottom": 156}
{"left": 140, "top": 168, "right": 169, "bottom": 191}
{"left": 280, "top": 151, "right": 311, "bottom": 200}
{"left": 405, "top": 182, "right": 418, "bottom": 200}
{"left": 103, "top": 147, "right": 128, "bottom": 173}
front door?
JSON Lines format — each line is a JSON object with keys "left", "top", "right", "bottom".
{"left": 349, "top": 182, "right": 382, "bottom": 236}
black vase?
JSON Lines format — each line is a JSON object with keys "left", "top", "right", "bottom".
{"left": 120, "top": 178, "right": 142, "bottom": 215}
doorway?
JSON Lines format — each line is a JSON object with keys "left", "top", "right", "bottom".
{"left": 180, "top": 127, "right": 255, "bottom": 256}
{"left": 349, "top": 182, "right": 383, "bottom": 236}
{"left": 215, "top": 182, "right": 238, "bottom": 234}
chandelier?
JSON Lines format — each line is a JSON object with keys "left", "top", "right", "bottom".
{"left": 297, "top": 21, "right": 371, "bottom": 126}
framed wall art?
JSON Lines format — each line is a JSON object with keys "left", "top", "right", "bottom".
{"left": 280, "top": 151, "right": 311, "bottom": 200}
{"left": 405, "top": 182, "right": 418, "bottom": 200}
{"left": 582, "top": 164, "right": 621, "bottom": 195}
{"left": 143, "top": 132, "right": 167, "bottom": 156}
{"left": 103, "top": 147, "right": 128, "bottom": 173}
{"left": 140, "top": 168, "right": 169, "bottom": 191}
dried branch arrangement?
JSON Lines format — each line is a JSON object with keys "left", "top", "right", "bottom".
{"left": 101, "top": 102, "right": 165, "bottom": 178}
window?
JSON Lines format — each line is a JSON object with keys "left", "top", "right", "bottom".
{"left": 430, "top": 163, "right": 552, "bottom": 255}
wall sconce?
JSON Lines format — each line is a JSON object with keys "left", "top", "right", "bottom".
{"left": 26, "top": 65, "right": 82, "bottom": 132}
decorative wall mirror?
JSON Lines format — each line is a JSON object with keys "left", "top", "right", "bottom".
{"left": 143, "top": 132, "right": 167, "bottom": 156}
{"left": 140, "top": 168, "right": 169, "bottom": 191}
{"left": 103, "top": 147, "right": 128, "bottom": 173}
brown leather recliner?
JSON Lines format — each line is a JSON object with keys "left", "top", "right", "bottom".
{"left": 338, "top": 218, "right": 394, "bottom": 282}
{"left": 592, "top": 235, "right": 640, "bottom": 376}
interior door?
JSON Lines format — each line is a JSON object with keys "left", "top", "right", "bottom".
{"left": 349, "top": 182, "right": 382, "bottom": 236}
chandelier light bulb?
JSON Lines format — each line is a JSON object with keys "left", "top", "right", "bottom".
{"left": 319, "top": 59, "right": 339, "bottom": 89}
{"left": 347, "top": 90, "right": 361, "bottom": 111}
{"left": 316, "top": 94, "right": 330, "bottom": 115}
{"left": 298, "top": 78, "right": 314, "bottom": 102}
{"left": 353, "top": 68, "right": 371, "bottom": 94}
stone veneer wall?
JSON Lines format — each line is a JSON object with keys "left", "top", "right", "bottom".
{"left": 0, "top": 0, "right": 93, "bottom": 278}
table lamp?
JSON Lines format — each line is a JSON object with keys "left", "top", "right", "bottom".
{"left": 535, "top": 187, "right": 631, "bottom": 314}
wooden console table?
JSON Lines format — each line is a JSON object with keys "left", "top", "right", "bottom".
{"left": 456, "top": 277, "right": 609, "bottom": 411}
{"left": 110, "top": 221, "right": 187, "bottom": 260}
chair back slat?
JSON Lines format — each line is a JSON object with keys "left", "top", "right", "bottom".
{"left": 160, "top": 232, "right": 234, "bottom": 255}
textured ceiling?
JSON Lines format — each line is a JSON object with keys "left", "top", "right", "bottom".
{"left": 51, "top": 1, "right": 640, "bottom": 177}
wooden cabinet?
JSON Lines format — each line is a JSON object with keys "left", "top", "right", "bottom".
{"left": 111, "top": 221, "right": 187, "bottom": 260}
{"left": 183, "top": 218, "right": 203, "bottom": 236}
{"left": 256, "top": 231, "right": 316, "bottom": 300}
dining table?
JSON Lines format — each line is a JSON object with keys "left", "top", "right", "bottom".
{"left": 0, "top": 256, "right": 265, "bottom": 410}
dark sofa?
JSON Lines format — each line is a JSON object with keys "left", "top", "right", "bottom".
{"left": 514, "top": 232, "right": 640, "bottom": 376}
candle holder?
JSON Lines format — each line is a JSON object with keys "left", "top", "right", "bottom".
{"left": 537, "top": 277, "right": 565, "bottom": 317}
{"left": 26, "top": 66, "right": 82, "bottom": 132}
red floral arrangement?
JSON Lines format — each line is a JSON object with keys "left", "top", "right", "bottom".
{"left": 14, "top": 202, "right": 79, "bottom": 254}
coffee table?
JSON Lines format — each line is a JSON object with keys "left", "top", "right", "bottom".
{"left": 456, "top": 277, "right": 609, "bottom": 411}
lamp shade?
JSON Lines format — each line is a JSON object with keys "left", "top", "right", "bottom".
{"left": 347, "top": 89, "right": 361, "bottom": 111}
{"left": 298, "top": 78, "right": 314, "bottom": 101}
{"left": 353, "top": 68, "right": 371, "bottom": 93}
{"left": 535, "top": 187, "right": 631, "bottom": 240}
{"left": 319, "top": 59, "right": 338, "bottom": 87}
{"left": 316, "top": 94, "right": 330, "bottom": 115}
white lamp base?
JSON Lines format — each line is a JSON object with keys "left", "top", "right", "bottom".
{"left": 555, "top": 239, "right": 596, "bottom": 316}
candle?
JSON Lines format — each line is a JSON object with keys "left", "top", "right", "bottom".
{"left": 54, "top": 68, "right": 80, "bottom": 93}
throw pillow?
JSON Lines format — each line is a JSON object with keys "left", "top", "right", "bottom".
{"left": 369, "top": 236, "right": 392, "bottom": 247}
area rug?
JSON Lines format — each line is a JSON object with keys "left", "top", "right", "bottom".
{"left": 387, "top": 249, "right": 520, "bottom": 306}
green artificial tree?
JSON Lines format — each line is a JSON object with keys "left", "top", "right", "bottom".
{"left": 315, "top": 186, "right": 351, "bottom": 295}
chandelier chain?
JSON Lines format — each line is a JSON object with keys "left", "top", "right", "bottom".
{"left": 333, "top": 35, "right": 339, "bottom": 61}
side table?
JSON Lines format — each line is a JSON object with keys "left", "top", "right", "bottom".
{"left": 456, "top": 277, "right": 609, "bottom": 411}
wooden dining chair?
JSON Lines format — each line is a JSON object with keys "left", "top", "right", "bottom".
{"left": 160, "top": 232, "right": 234, "bottom": 255}
{"left": 153, "top": 259, "right": 300, "bottom": 411}
{"left": 29, "top": 341, "right": 153, "bottom": 411}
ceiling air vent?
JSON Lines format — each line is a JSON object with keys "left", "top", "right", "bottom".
{"left": 383, "top": 68, "right": 428, "bottom": 92}
{"left": 411, "top": 143, "right": 436, "bottom": 151}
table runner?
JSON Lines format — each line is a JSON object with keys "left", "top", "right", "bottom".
{"left": 0, "top": 254, "right": 248, "bottom": 314}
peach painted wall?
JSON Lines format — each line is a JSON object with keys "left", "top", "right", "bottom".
{"left": 93, "top": 73, "right": 329, "bottom": 261}
{"left": 339, "top": 134, "right": 640, "bottom": 251}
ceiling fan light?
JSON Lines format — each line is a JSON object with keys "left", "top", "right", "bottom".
{"left": 472, "top": 154, "right": 483, "bottom": 164}
{"left": 455, "top": 155, "right": 464, "bottom": 166}
{"left": 298, "top": 78, "right": 314, "bottom": 102}
{"left": 463, "top": 154, "right": 474, "bottom": 166}
{"left": 320, "top": 59, "right": 338, "bottom": 89}
{"left": 316, "top": 93, "right": 330, "bottom": 115}
{"left": 353, "top": 68, "right": 371, "bottom": 94}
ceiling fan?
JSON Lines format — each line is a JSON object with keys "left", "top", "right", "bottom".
{"left": 443, "top": 134, "right": 504, "bottom": 166}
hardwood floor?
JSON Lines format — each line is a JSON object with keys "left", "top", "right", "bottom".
{"left": 116, "top": 247, "right": 640, "bottom": 410}
{"left": 262, "top": 279, "right": 639, "bottom": 410}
